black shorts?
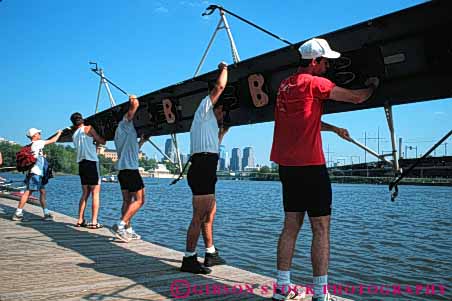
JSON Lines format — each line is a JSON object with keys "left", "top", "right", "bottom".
{"left": 187, "top": 153, "right": 218, "bottom": 196}
{"left": 279, "top": 164, "right": 332, "bottom": 217}
{"left": 118, "top": 169, "right": 145, "bottom": 192}
{"left": 78, "top": 160, "right": 99, "bottom": 186}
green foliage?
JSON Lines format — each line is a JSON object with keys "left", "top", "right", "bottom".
{"left": 164, "top": 160, "right": 179, "bottom": 174}
{"left": 98, "top": 155, "right": 115, "bottom": 176}
{"left": 0, "top": 142, "right": 21, "bottom": 167}
{"left": 0, "top": 141, "right": 115, "bottom": 175}
{"left": 259, "top": 165, "right": 271, "bottom": 173}
{"left": 139, "top": 157, "right": 158, "bottom": 171}
{"left": 45, "top": 143, "right": 78, "bottom": 174}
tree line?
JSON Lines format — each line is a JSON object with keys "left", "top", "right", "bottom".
{"left": 0, "top": 141, "right": 159, "bottom": 175}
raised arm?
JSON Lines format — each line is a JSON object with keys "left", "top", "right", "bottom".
{"left": 218, "top": 126, "right": 229, "bottom": 145}
{"left": 126, "top": 95, "right": 139, "bottom": 121}
{"left": 321, "top": 121, "right": 351, "bottom": 141}
{"left": 329, "top": 77, "right": 379, "bottom": 104}
{"left": 138, "top": 134, "right": 150, "bottom": 150}
{"left": 209, "top": 62, "right": 228, "bottom": 105}
{"left": 88, "top": 126, "right": 106, "bottom": 145}
{"left": 44, "top": 130, "right": 62, "bottom": 145}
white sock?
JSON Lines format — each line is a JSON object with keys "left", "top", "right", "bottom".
{"left": 277, "top": 270, "right": 291, "bottom": 287}
{"left": 205, "top": 245, "right": 216, "bottom": 254}
{"left": 184, "top": 251, "right": 196, "bottom": 257}
{"left": 118, "top": 220, "right": 126, "bottom": 229}
{"left": 126, "top": 227, "right": 133, "bottom": 233}
{"left": 43, "top": 208, "right": 50, "bottom": 215}
{"left": 313, "top": 275, "right": 328, "bottom": 298}
{"left": 16, "top": 208, "right": 23, "bottom": 215}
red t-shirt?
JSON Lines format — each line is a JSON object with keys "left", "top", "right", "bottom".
{"left": 270, "top": 73, "right": 336, "bottom": 166}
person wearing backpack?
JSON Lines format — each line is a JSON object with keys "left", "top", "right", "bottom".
{"left": 70, "top": 112, "right": 106, "bottom": 229}
{"left": 12, "top": 128, "right": 62, "bottom": 221}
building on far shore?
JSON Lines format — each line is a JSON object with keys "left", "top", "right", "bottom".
{"left": 98, "top": 146, "right": 145, "bottom": 162}
{"left": 146, "top": 164, "right": 177, "bottom": 179}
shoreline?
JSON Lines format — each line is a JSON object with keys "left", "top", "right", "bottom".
{"left": 218, "top": 174, "right": 452, "bottom": 187}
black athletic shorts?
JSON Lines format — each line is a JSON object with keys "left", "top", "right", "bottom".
{"left": 118, "top": 169, "right": 145, "bottom": 193}
{"left": 78, "top": 160, "right": 99, "bottom": 186}
{"left": 187, "top": 153, "right": 218, "bottom": 196}
{"left": 279, "top": 164, "right": 332, "bottom": 217}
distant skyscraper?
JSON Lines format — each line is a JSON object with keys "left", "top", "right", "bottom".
{"left": 230, "top": 148, "right": 242, "bottom": 171}
{"left": 242, "top": 147, "right": 255, "bottom": 169}
{"left": 219, "top": 145, "right": 228, "bottom": 171}
{"left": 164, "top": 138, "right": 176, "bottom": 162}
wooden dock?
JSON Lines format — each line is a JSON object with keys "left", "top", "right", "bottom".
{"left": 0, "top": 197, "right": 352, "bottom": 301}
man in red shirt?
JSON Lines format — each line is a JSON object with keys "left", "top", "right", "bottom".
{"left": 270, "top": 38, "right": 379, "bottom": 301}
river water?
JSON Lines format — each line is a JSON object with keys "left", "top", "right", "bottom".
{"left": 2, "top": 173, "right": 451, "bottom": 300}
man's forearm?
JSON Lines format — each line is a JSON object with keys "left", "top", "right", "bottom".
{"left": 321, "top": 122, "right": 337, "bottom": 132}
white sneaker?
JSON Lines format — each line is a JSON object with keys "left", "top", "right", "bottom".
{"left": 12, "top": 213, "right": 24, "bottom": 221}
{"left": 110, "top": 224, "right": 132, "bottom": 242}
{"left": 128, "top": 228, "right": 141, "bottom": 240}
{"left": 272, "top": 286, "right": 306, "bottom": 300}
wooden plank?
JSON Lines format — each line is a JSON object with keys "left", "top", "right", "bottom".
{"left": 0, "top": 197, "right": 353, "bottom": 301}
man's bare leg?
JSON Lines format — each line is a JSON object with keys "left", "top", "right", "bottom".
{"left": 277, "top": 212, "right": 305, "bottom": 270}
{"left": 201, "top": 196, "right": 216, "bottom": 248}
{"left": 186, "top": 195, "right": 212, "bottom": 252}
{"left": 121, "top": 190, "right": 131, "bottom": 226}
{"left": 310, "top": 215, "right": 331, "bottom": 300}
{"left": 90, "top": 184, "right": 100, "bottom": 225}
{"left": 77, "top": 185, "right": 90, "bottom": 224}
{"left": 39, "top": 188, "right": 47, "bottom": 209}
{"left": 122, "top": 189, "right": 145, "bottom": 224}
{"left": 17, "top": 190, "right": 31, "bottom": 210}
{"left": 309, "top": 215, "right": 330, "bottom": 276}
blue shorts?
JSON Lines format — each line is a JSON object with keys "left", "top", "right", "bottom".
{"left": 25, "top": 174, "right": 45, "bottom": 191}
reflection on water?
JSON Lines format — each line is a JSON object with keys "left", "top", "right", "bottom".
{"left": 2, "top": 173, "right": 451, "bottom": 300}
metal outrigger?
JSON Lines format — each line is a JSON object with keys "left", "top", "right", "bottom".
{"left": 166, "top": 5, "right": 245, "bottom": 176}
{"left": 89, "top": 62, "right": 118, "bottom": 113}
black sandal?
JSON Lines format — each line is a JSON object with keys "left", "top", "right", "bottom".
{"left": 87, "top": 223, "right": 103, "bottom": 229}
{"left": 75, "top": 219, "right": 88, "bottom": 227}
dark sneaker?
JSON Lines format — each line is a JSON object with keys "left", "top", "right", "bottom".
{"left": 180, "top": 254, "right": 211, "bottom": 274}
{"left": 204, "top": 250, "right": 226, "bottom": 267}
{"left": 272, "top": 286, "right": 306, "bottom": 300}
{"left": 43, "top": 213, "right": 54, "bottom": 221}
{"left": 110, "top": 224, "right": 132, "bottom": 243}
{"left": 12, "top": 213, "right": 24, "bottom": 221}
{"left": 312, "top": 293, "right": 337, "bottom": 301}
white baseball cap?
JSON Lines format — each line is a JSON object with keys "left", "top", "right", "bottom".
{"left": 299, "top": 38, "right": 341, "bottom": 59}
{"left": 26, "top": 128, "right": 41, "bottom": 138}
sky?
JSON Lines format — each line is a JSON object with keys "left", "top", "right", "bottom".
{"left": 1, "top": 0, "right": 451, "bottom": 166}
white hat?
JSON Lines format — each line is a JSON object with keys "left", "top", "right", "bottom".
{"left": 26, "top": 128, "right": 41, "bottom": 138}
{"left": 299, "top": 38, "right": 341, "bottom": 59}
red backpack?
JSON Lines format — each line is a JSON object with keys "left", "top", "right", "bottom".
{"left": 16, "top": 144, "right": 37, "bottom": 172}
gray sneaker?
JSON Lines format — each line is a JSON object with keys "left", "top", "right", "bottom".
{"left": 111, "top": 224, "right": 132, "bottom": 242}
{"left": 128, "top": 229, "right": 141, "bottom": 240}
{"left": 12, "top": 213, "right": 24, "bottom": 221}
{"left": 43, "top": 213, "right": 54, "bottom": 221}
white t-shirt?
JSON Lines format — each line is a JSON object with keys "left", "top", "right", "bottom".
{"left": 114, "top": 116, "right": 139, "bottom": 170}
{"left": 190, "top": 96, "right": 219, "bottom": 154}
{"left": 72, "top": 126, "right": 99, "bottom": 163}
{"left": 30, "top": 140, "right": 46, "bottom": 176}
